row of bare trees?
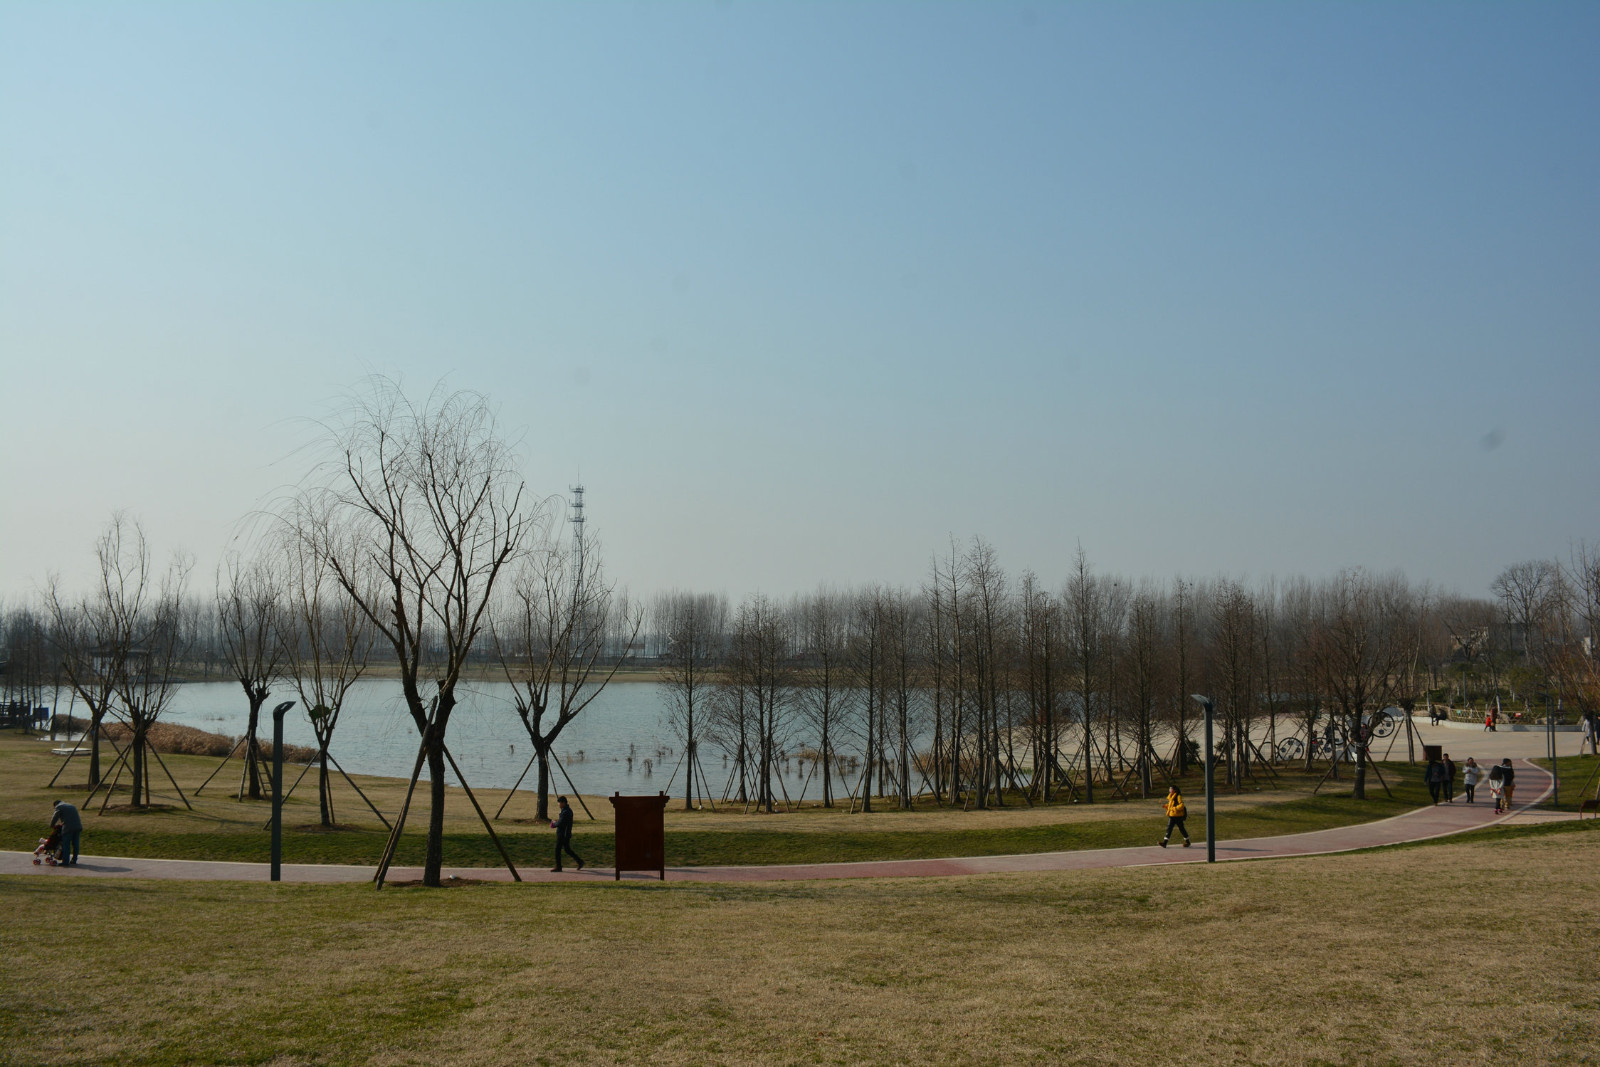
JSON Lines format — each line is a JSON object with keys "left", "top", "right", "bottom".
{"left": 652, "top": 541, "right": 1600, "bottom": 811}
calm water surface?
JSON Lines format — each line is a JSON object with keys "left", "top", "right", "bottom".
{"left": 158, "top": 679, "right": 813, "bottom": 799}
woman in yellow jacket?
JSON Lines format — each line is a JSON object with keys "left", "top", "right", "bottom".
{"left": 1159, "top": 786, "right": 1192, "bottom": 848}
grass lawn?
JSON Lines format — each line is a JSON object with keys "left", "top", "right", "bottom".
{"left": 1, "top": 824, "right": 1595, "bottom": 1066}
{"left": 2, "top": 730, "right": 1435, "bottom": 868}
{"left": 1534, "top": 753, "right": 1600, "bottom": 812}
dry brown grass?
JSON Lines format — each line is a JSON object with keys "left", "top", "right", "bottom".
{"left": 2, "top": 829, "right": 1595, "bottom": 1066}
{"left": 96, "top": 721, "right": 319, "bottom": 762}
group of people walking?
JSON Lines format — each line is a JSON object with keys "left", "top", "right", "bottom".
{"left": 1426, "top": 754, "right": 1518, "bottom": 813}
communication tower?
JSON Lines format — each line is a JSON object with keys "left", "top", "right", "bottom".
{"left": 569, "top": 481, "right": 586, "bottom": 571}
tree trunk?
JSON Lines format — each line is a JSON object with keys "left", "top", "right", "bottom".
{"left": 88, "top": 705, "right": 105, "bottom": 790}
{"left": 318, "top": 747, "right": 332, "bottom": 827}
{"left": 1352, "top": 712, "right": 1367, "bottom": 799}
{"left": 129, "top": 728, "right": 146, "bottom": 810}
{"left": 684, "top": 728, "right": 695, "bottom": 812}
{"left": 244, "top": 690, "right": 268, "bottom": 800}
{"left": 821, "top": 716, "right": 833, "bottom": 808}
{"left": 535, "top": 749, "right": 551, "bottom": 823}
{"left": 862, "top": 695, "right": 874, "bottom": 813}
{"left": 425, "top": 742, "right": 447, "bottom": 887}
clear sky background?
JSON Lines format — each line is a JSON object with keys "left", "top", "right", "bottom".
{"left": 2, "top": 2, "right": 1596, "bottom": 604}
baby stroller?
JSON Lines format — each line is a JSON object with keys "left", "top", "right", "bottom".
{"left": 33, "top": 825, "right": 62, "bottom": 866}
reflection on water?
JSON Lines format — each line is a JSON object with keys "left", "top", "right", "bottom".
{"left": 160, "top": 679, "right": 818, "bottom": 799}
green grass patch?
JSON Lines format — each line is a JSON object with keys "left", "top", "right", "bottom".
{"left": 2, "top": 767, "right": 1435, "bottom": 868}
{"left": 1533, "top": 753, "right": 1600, "bottom": 811}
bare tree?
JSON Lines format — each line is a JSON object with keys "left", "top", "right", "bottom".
{"left": 1305, "top": 570, "right": 1418, "bottom": 799}
{"left": 1211, "top": 579, "right": 1258, "bottom": 788}
{"left": 309, "top": 379, "right": 534, "bottom": 888}
{"left": 795, "top": 588, "right": 849, "bottom": 808}
{"left": 1492, "top": 560, "right": 1561, "bottom": 665}
{"left": 278, "top": 505, "right": 377, "bottom": 827}
{"left": 215, "top": 552, "right": 287, "bottom": 800}
{"left": 657, "top": 591, "right": 728, "bottom": 810}
{"left": 736, "top": 594, "right": 793, "bottom": 813}
{"left": 1065, "top": 546, "right": 1104, "bottom": 803}
{"left": 848, "top": 586, "right": 889, "bottom": 812}
{"left": 494, "top": 526, "right": 641, "bottom": 822}
{"left": 963, "top": 539, "right": 1009, "bottom": 808}
{"left": 1020, "top": 571, "right": 1064, "bottom": 800}
{"left": 1126, "top": 584, "right": 1166, "bottom": 796}
{"left": 46, "top": 514, "right": 189, "bottom": 798}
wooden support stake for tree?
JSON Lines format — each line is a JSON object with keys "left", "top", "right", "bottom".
{"left": 493, "top": 753, "right": 540, "bottom": 820}
{"left": 46, "top": 733, "right": 94, "bottom": 789}
{"left": 96, "top": 752, "right": 129, "bottom": 814}
{"left": 549, "top": 752, "right": 596, "bottom": 820}
{"left": 442, "top": 745, "right": 521, "bottom": 883}
{"left": 145, "top": 743, "right": 193, "bottom": 810}
{"left": 262, "top": 755, "right": 320, "bottom": 830}
{"left": 194, "top": 735, "right": 248, "bottom": 795}
{"left": 693, "top": 753, "right": 719, "bottom": 812}
{"left": 794, "top": 758, "right": 817, "bottom": 807}
{"left": 327, "top": 751, "right": 392, "bottom": 830}
{"left": 1362, "top": 751, "right": 1394, "bottom": 798}
{"left": 661, "top": 748, "right": 688, "bottom": 794}
{"left": 374, "top": 731, "right": 431, "bottom": 889}
{"left": 85, "top": 742, "right": 132, "bottom": 807}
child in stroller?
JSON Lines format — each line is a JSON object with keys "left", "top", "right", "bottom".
{"left": 33, "top": 825, "right": 63, "bottom": 866}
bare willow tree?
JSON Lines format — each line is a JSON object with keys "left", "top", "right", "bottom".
{"left": 215, "top": 552, "right": 287, "bottom": 800}
{"left": 45, "top": 574, "right": 118, "bottom": 790}
{"left": 46, "top": 514, "right": 189, "bottom": 800}
{"left": 657, "top": 590, "right": 728, "bottom": 810}
{"left": 493, "top": 526, "right": 641, "bottom": 823}
{"left": 278, "top": 504, "right": 378, "bottom": 827}
{"left": 310, "top": 379, "right": 534, "bottom": 888}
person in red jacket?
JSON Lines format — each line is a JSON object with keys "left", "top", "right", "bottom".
{"left": 1158, "top": 786, "right": 1191, "bottom": 848}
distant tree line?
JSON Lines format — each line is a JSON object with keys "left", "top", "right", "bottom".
{"left": 652, "top": 541, "right": 1600, "bottom": 809}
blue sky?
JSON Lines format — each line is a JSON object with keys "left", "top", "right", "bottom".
{"left": 2, "top": 2, "right": 1596, "bottom": 602}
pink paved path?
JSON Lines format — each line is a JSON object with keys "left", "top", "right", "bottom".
{"left": 0, "top": 760, "right": 1554, "bottom": 886}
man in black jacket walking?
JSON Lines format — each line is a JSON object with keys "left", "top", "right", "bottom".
{"left": 551, "top": 796, "right": 584, "bottom": 872}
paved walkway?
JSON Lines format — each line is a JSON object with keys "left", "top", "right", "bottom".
{"left": 1, "top": 760, "right": 1561, "bottom": 886}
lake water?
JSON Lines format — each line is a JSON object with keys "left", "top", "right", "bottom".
{"left": 155, "top": 679, "right": 818, "bottom": 800}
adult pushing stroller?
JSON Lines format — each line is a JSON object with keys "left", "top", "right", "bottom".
{"left": 32, "top": 825, "right": 63, "bottom": 866}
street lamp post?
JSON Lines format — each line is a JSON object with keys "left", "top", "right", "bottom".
{"left": 1546, "top": 692, "right": 1558, "bottom": 807}
{"left": 270, "top": 700, "right": 296, "bottom": 882}
{"left": 1191, "top": 695, "right": 1216, "bottom": 863}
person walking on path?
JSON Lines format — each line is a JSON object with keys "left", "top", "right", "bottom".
{"left": 1157, "top": 786, "right": 1191, "bottom": 848}
{"left": 1499, "top": 759, "right": 1516, "bottom": 810}
{"left": 1443, "top": 754, "right": 1457, "bottom": 804}
{"left": 1425, "top": 757, "right": 1446, "bottom": 804}
{"left": 1484, "top": 709, "right": 1496, "bottom": 732}
{"left": 1461, "top": 758, "right": 1481, "bottom": 804}
{"left": 1487, "top": 762, "right": 1506, "bottom": 813}
{"left": 50, "top": 801, "right": 81, "bottom": 867}
{"left": 550, "top": 796, "right": 584, "bottom": 872}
